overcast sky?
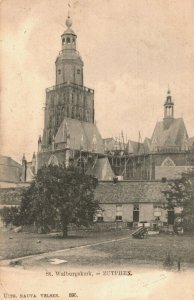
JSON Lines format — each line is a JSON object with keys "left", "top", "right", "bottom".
{"left": 1, "top": 0, "right": 194, "bottom": 162}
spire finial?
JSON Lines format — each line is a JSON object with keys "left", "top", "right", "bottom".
{"left": 167, "top": 85, "right": 170, "bottom": 95}
{"left": 66, "top": 2, "right": 72, "bottom": 28}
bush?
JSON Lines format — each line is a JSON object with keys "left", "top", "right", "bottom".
{"left": 0, "top": 206, "right": 21, "bottom": 227}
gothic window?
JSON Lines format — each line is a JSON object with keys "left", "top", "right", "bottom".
{"left": 50, "top": 98, "right": 54, "bottom": 107}
{"left": 56, "top": 110, "right": 61, "bottom": 126}
{"left": 71, "top": 107, "right": 75, "bottom": 118}
{"left": 62, "top": 107, "right": 65, "bottom": 118}
{"left": 72, "top": 93, "right": 74, "bottom": 105}
{"left": 161, "top": 157, "right": 175, "bottom": 167}
{"left": 86, "top": 110, "right": 89, "bottom": 122}
{"left": 49, "top": 114, "right": 52, "bottom": 127}
{"left": 66, "top": 37, "right": 71, "bottom": 44}
{"left": 48, "top": 155, "right": 59, "bottom": 167}
{"left": 79, "top": 108, "right": 83, "bottom": 120}
{"left": 48, "top": 130, "right": 52, "bottom": 144}
{"left": 92, "top": 134, "right": 97, "bottom": 152}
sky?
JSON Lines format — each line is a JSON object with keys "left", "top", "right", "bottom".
{"left": 1, "top": 0, "right": 194, "bottom": 162}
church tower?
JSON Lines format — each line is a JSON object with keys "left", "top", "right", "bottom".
{"left": 56, "top": 16, "right": 84, "bottom": 86}
{"left": 41, "top": 15, "right": 95, "bottom": 150}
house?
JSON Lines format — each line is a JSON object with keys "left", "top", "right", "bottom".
{"left": 94, "top": 180, "right": 170, "bottom": 227}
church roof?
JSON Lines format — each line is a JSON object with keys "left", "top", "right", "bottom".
{"left": 127, "top": 140, "right": 146, "bottom": 155}
{"left": 151, "top": 118, "right": 188, "bottom": 149}
{"left": 95, "top": 181, "right": 167, "bottom": 204}
{"left": 86, "top": 158, "right": 115, "bottom": 181}
{"left": 55, "top": 118, "right": 104, "bottom": 154}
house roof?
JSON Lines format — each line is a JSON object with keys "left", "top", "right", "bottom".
{"left": 55, "top": 118, "right": 104, "bottom": 154}
{"left": 86, "top": 158, "right": 115, "bottom": 180}
{"left": 94, "top": 181, "right": 167, "bottom": 204}
{"left": 0, "top": 156, "right": 21, "bottom": 168}
{"left": 0, "top": 155, "right": 22, "bottom": 182}
{"left": 151, "top": 118, "right": 188, "bottom": 149}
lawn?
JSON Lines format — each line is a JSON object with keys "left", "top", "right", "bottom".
{"left": 92, "top": 233, "right": 194, "bottom": 265}
{"left": 0, "top": 228, "right": 194, "bottom": 266}
{"left": 0, "top": 227, "right": 128, "bottom": 260}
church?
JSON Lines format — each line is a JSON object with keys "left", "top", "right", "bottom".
{"left": 22, "top": 15, "right": 114, "bottom": 182}
{"left": 1, "top": 13, "right": 194, "bottom": 227}
{"left": 20, "top": 14, "right": 194, "bottom": 183}
{"left": 104, "top": 89, "right": 194, "bottom": 180}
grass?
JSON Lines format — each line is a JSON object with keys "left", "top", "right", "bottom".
{"left": 0, "top": 228, "right": 194, "bottom": 266}
{"left": 0, "top": 228, "right": 128, "bottom": 260}
{"left": 93, "top": 233, "right": 194, "bottom": 264}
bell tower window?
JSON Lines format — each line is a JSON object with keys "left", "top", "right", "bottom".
{"left": 72, "top": 38, "right": 75, "bottom": 44}
{"left": 66, "top": 37, "right": 71, "bottom": 44}
{"left": 62, "top": 38, "right": 65, "bottom": 44}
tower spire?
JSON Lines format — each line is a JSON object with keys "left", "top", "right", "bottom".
{"left": 163, "top": 88, "right": 174, "bottom": 128}
{"left": 68, "top": 2, "right": 71, "bottom": 18}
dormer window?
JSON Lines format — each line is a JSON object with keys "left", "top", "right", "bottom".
{"left": 66, "top": 37, "right": 71, "bottom": 44}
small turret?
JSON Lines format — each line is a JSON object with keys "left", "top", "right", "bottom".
{"left": 32, "top": 152, "right": 36, "bottom": 167}
{"left": 163, "top": 88, "right": 174, "bottom": 129}
{"left": 21, "top": 154, "right": 26, "bottom": 182}
{"left": 55, "top": 15, "right": 84, "bottom": 86}
{"left": 38, "top": 135, "right": 42, "bottom": 152}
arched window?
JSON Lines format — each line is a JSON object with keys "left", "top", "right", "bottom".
{"left": 161, "top": 157, "right": 175, "bottom": 167}
{"left": 48, "top": 155, "right": 59, "bottom": 166}
{"left": 66, "top": 37, "right": 71, "bottom": 44}
{"left": 48, "top": 130, "right": 52, "bottom": 144}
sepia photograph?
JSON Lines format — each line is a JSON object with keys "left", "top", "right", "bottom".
{"left": 0, "top": 0, "right": 194, "bottom": 299}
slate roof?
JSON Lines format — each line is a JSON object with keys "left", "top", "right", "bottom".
{"left": 95, "top": 181, "right": 167, "bottom": 204}
{"left": 55, "top": 118, "right": 104, "bottom": 154}
{"left": 0, "top": 156, "right": 22, "bottom": 182}
{"left": 86, "top": 158, "right": 115, "bottom": 180}
{"left": 0, "top": 156, "right": 21, "bottom": 168}
{"left": 151, "top": 118, "right": 188, "bottom": 149}
{"left": 127, "top": 140, "right": 146, "bottom": 155}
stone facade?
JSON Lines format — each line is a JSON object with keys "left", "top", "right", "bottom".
{"left": 34, "top": 15, "right": 110, "bottom": 179}
{"left": 105, "top": 90, "right": 194, "bottom": 180}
